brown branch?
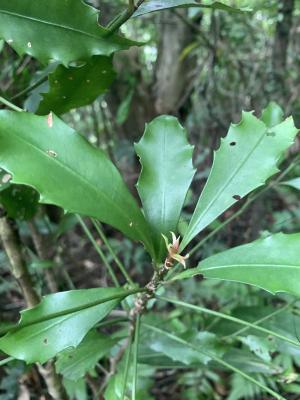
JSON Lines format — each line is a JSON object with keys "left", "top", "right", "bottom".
{"left": 28, "top": 220, "right": 58, "bottom": 293}
{"left": 0, "top": 216, "right": 68, "bottom": 400}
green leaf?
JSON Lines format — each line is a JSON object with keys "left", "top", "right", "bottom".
{"left": 176, "top": 232, "right": 300, "bottom": 297}
{"left": 281, "top": 178, "right": 300, "bottom": 190}
{"left": 144, "top": 324, "right": 283, "bottom": 399}
{"left": 240, "top": 335, "right": 271, "bottom": 363}
{"left": 56, "top": 330, "right": 118, "bottom": 380}
{"left": 180, "top": 112, "right": 298, "bottom": 250}
{"left": 35, "top": 56, "right": 116, "bottom": 115}
{"left": 0, "top": 287, "right": 132, "bottom": 363}
{"left": 0, "top": 111, "right": 154, "bottom": 257}
{"left": 0, "top": 184, "right": 39, "bottom": 220}
{"left": 133, "top": 1, "right": 250, "bottom": 17}
{"left": 64, "top": 378, "right": 87, "bottom": 400}
{"left": 104, "top": 346, "right": 155, "bottom": 400}
{"left": 0, "top": 0, "right": 138, "bottom": 65}
{"left": 261, "top": 102, "right": 284, "bottom": 128}
{"left": 135, "top": 116, "right": 195, "bottom": 257}
{"left": 148, "top": 330, "right": 224, "bottom": 365}
{"left": 116, "top": 89, "right": 134, "bottom": 126}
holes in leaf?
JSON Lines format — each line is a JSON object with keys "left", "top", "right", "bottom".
{"left": 230, "top": 141, "right": 236, "bottom": 146}
{"left": 266, "top": 130, "right": 276, "bottom": 137}
{"left": 233, "top": 195, "right": 241, "bottom": 201}
{"left": 43, "top": 338, "right": 48, "bottom": 345}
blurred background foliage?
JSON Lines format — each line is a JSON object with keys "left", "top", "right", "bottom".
{"left": 2, "top": 0, "right": 300, "bottom": 398}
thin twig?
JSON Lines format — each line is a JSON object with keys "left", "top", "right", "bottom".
{"left": 106, "top": 0, "right": 145, "bottom": 34}
{"left": 77, "top": 215, "right": 120, "bottom": 287}
{"left": 0, "top": 96, "right": 23, "bottom": 112}
{"left": 92, "top": 219, "right": 134, "bottom": 286}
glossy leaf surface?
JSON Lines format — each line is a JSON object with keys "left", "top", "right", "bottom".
{"left": 261, "top": 102, "right": 284, "bottom": 128}
{"left": 176, "top": 233, "right": 300, "bottom": 297}
{"left": 135, "top": 116, "right": 195, "bottom": 257}
{"left": 148, "top": 330, "right": 224, "bottom": 365}
{"left": 0, "top": 288, "right": 128, "bottom": 363}
{"left": 36, "top": 56, "right": 116, "bottom": 115}
{"left": 133, "top": 1, "right": 249, "bottom": 17}
{"left": 0, "top": 0, "right": 137, "bottom": 65}
{"left": 181, "top": 112, "right": 298, "bottom": 250}
{"left": 282, "top": 178, "right": 300, "bottom": 190}
{"left": 56, "top": 330, "right": 119, "bottom": 380}
{"left": 0, "top": 111, "right": 154, "bottom": 256}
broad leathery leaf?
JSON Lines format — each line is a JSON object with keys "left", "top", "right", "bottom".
{"left": 133, "top": 0, "right": 250, "bottom": 17}
{"left": 0, "top": 0, "right": 138, "bottom": 65}
{"left": 24, "top": 63, "right": 58, "bottom": 113}
{"left": 281, "top": 178, "right": 300, "bottom": 190}
{"left": 36, "top": 56, "right": 116, "bottom": 116}
{"left": 261, "top": 102, "right": 284, "bottom": 128}
{"left": 180, "top": 112, "right": 298, "bottom": 250}
{"left": 56, "top": 330, "right": 119, "bottom": 380}
{"left": 135, "top": 116, "right": 195, "bottom": 258}
{"left": 0, "top": 287, "right": 128, "bottom": 363}
{"left": 148, "top": 330, "right": 224, "bottom": 366}
{"left": 175, "top": 233, "right": 300, "bottom": 297}
{"left": 0, "top": 111, "right": 154, "bottom": 257}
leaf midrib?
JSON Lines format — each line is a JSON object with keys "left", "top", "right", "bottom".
{"left": 12, "top": 302, "right": 113, "bottom": 350}
{"left": 0, "top": 9, "right": 106, "bottom": 42}
{"left": 3, "top": 129, "right": 151, "bottom": 248}
{"left": 201, "top": 263, "right": 300, "bottom": 272}
{"left": 11, "top": 132, "right": 125, "bottom": 216}
{"left": 188, "top": 127, "right": 267, "bottom": 239}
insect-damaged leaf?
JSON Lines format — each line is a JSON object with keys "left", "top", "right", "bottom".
{"left": 34, "top": 56, "right": 116, "bottom": 116}
{"left": 0, "top": 0, "right": 138, "bottom": 65}
{"left": 0, "top": 288, "right": 129, "bottom": 364}
{"left": 0, "top": 111, "right": 155, "bottom": 257}
{"left": 135, "top": 116, "right": 195, "bottom": 259}
{"left": 175, "top": 232, "right": 300, "bottom": 298}
{"left": 180, "top": 112, "right": 298, "bottom": 250}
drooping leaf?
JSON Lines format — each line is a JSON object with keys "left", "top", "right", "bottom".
{"left": 133, "top": 0, "right": 250, "bottom": 17}
{"left": 281, "top": 178, "right": 300, "bottom": 191}
{"left": 0, "top": 111, "right": 154, "bottom": 257}
{"left": 135, "top": 116, "right": 195, "bottom": 257}
{"left": 56, "top": 330, "right": 119, "bottom": 380}
{"left": 0, "top": 287, "right": 131, "bottom": 363}
{"left": 175, "top": 233, "right": 300, "bottom": 297}
{"left": 35, "top": 56, "right": 116, "bottom": 115}
{"left": 261, "top": 102, "right": 284, "bottom": 128}
{"left": 0, "top": 0, "right": 138, "bottom": 65}
{"left": 180, "top": 112, "right": 298, "bottom": 250}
